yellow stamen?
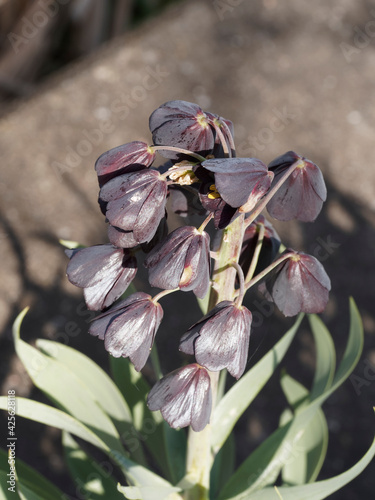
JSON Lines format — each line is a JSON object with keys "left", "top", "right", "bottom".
{"left": 207, "top": 184, "right": 220, "bottom": 200}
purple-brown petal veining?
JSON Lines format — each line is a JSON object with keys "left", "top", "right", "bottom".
{"left": 267, "top": 151, "right": 327, "bottom": 222}
{"left": 89, "top": 292, "right": 163, "bottom": 371}
{"left": 95, "top": 141, "right": 155, "bottom": 186}
{"left": 149, "top": 100, "right": 215, "bottom": 159}
{"left": 261, "top": 250, "right": 331, "bottom": 316}
{"left": 180, "top": 301, "right": 252, "bottom": 379}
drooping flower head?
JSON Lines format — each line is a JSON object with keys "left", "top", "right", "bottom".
{"left": 66, "top": 245, "right": 137, "bottom": 311}
{"left": 180, "top": 301, "right": 252, "bottom": 379}
{"left": 266, "top": 151, "right": 327, "bottom": 222}
{"left": 147, "top": 364, "right": 212, "bottom": 432}
{"left": 89, "top": 292, "right": 163, "bottom": 371}
{"left": 144, "top": 226, "right": 211, "bottom": 299}
{"left": 260, "top": 250, "right": 331, "bottom": 317}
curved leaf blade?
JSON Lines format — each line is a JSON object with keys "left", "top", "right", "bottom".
{"left": 243, "top": 433, "right": 375, "bottom": 500}
{"left": 0, "top": 397, "right": 174, "bottom": 489}
{"left": 13, "top": 309, "right": 124, "bottom": 454}
{"left": 281, "top": 375, "right": 329, "bottom": 485}
{"left": 36, "top": 339, "right": 132, "bottom": 428}
{"left": 308, "top": 315, "right": 336, "bottom": 401}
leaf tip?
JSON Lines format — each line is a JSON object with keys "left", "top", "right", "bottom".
{"left": 12, "top": 307, "right": 30, "bottom": 341}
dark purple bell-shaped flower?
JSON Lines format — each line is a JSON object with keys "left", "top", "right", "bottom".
{"left": 99, "top": 169, "right": 168, "bottom": 246}
{"left": 261, "top": 250, "right": 331, "bottom": 317}
{"left": 149, "top": 100, "right": 215, "bottom": 159}
{"left": 147, "top": 364, "right": 212, "bottom": 432}
{"left": 144, "top": 226, "right": 211, "bottom": 299}
{"left": 66, "top": 245, "right": 137, "bottom": 311}
{"left": 202, "top": 158, "right": 273, "bottom": 211}
{"left": 95, "top": 141, "right": 156, "bottom": 187}
{"left": 89, "top": 292, "right": 163, "bottom": 371}
{"left": 180, "top": 301, "right": 252, "bottom": 379}
{"left": 266, "top": 151, "right": 327, "bottom": 222}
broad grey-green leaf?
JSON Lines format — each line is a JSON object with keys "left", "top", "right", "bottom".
{"left": 36, "top": 339, "right": 132, "bottom": 429}
{"left": 280, "top": 374, "right": 329, "bottom": 485}
{"left": 308, "top": 315, "right": 336, "bottom": 401}
{"left": 0, "top": 397, "right": 174, "bottom": 489}
{"left": 210, "top": 433, "right": 236, "bottom": 500}
{"left": 211, "top": 314, "right": 304, "bottom": 453}
{"left": 63, "top": 431, "right": 123, "bottom": 499}
{"left": 242, "top": 433, "right": 375, "bottom": 500}
{"left": 12, "top": 309, "right": 124, "bottom": 455}
{"left": 118, "top": 484, "right": 183, "bottom": 500}
{"left": 0, "top": 397, "right": 108, "bottom": 451}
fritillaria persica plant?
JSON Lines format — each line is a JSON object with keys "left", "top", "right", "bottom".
{"left": 66, "top": 100, "right": 331, "bottom": 431}
{"left": 2, "top": 100, "right": 374, "bottom": 500}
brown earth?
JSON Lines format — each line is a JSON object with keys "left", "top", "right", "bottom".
{"left": 1, "top": 0, "right": 375, "bottom": 498}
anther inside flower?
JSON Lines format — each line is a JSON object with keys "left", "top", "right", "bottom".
{"left": 66, "top": 99, "right": 330, "bottom": 433}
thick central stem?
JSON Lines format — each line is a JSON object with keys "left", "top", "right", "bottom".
{"left": 184, "top": 214, "right": 245, "bottom": 499}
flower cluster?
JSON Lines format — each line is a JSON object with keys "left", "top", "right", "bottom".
{"left": 66, "top": 100, "right": 330, "bottom": 433}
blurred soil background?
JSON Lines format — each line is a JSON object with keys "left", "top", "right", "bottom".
{"left": 1, "top": 0, "right": 375, "bottom": 499}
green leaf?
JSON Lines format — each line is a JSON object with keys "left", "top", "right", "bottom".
{"left": 0, "top": 470, "right": 21, "bottom": 500}
{"left": 280, "top": 375, "right": 329, "bottom": 485}
{"left": 211, "top": 314, "right": 304, "bottom": 453}
{"left": 16, "top": 484, "right": 44, "bottom": 500}
{"left": 12, "top": 309, "right": 125, "bottom": 455}
{"left": 217, "top": 421, "right": 293, "bottom": 500}
{"left": 241, "top": 433, "right": 375, "bottom": 500}
{"left": 0, "top": 397, "right": 108, "bottom": 451}
{"left": 36, "top": 339, "right": 132, "bottom": 429}
{"left": 63, "top": 431, "right": 123, "bottom": 499}
{"left": 332, "top": 298, "right": 363, "bottom": 385}
{"left": 0, "top": 397, "right": 174, "bottom": 489}
{"left": 308, "top": 315, "right": 336, "bottom": 401}
{"left": 197, "top": 290, "right": 210, "bottom": 315}
{"left": 210, "top": 434, "right": 236, "bottom": 500}
{"left": 118, "top": 484, "right": 183, "bottom": 500}
{"left": 218, "top": 299, "right": 364, "bottom": 499}
{"left": 0, "top": 448, "right": 63, "bottom": 500}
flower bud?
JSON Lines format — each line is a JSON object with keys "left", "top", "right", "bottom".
{"left": 144, "top": 226, "right": 211, "bottom": 299}
{"left": 266, "top": 151, "right": 327, "bottom": 222}
{"left": 66, "top": 245, "right": 137, "bottom": 311}
{"left": 99, "top": 170, "right": 168, "bottom": 246}
{"left": 180, "top": 301, "right": 252, "bottom": 379}
{"left": 89, "top": 292, "right": 163, "bottom": 371}
{"left": 147, "top": 364, "right": 212, "bottom": 432}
